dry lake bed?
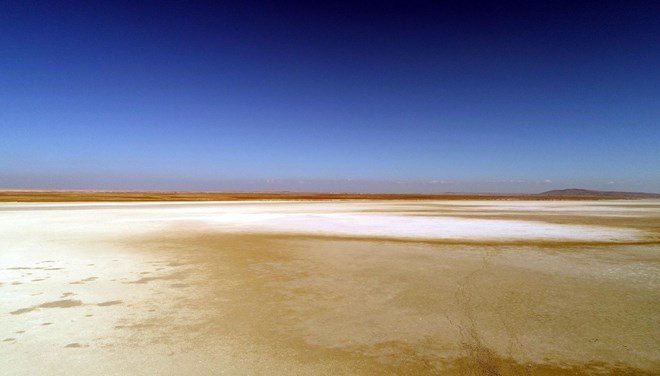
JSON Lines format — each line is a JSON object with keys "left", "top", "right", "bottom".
{"left": 1, "top": 200, "right": 659, "bottom": 375}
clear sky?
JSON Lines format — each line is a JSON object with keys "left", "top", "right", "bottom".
{"left": 1, "top": 1, "right": 659, "bottom": 193}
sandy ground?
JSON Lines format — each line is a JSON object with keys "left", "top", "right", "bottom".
{"left": 1, "top": 200, "right": 659, "bottom": 375}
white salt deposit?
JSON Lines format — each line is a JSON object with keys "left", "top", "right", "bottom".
{"left": 0, "top": 200, "right": 653, "bottom": 244}
{"left": 1, "top": 199, "right": 658, "bottom": 375}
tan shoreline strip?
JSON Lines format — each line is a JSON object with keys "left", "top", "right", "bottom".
{"left": 0, "top": 190, "right": 650, "bottom": 202}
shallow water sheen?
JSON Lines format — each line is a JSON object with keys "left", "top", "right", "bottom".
{"left": 1, "top": 200, "right": 659, "bottom": 375}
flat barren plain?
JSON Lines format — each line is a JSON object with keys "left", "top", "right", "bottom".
{"left": 0, "top": 190, "right": 633, "bottom": 202}
{"left": 1, "top": 197, "right": 659, "bottom": 375}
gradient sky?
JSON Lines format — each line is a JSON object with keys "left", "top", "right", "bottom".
{"left": 1, "top": 1, "right": 659, "bottom": 193}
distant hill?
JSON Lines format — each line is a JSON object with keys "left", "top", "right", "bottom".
{"left": 539, "top": 188, "right": 660, "bottom": 198}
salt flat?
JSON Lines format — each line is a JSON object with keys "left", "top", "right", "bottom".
{"left": 1, "top": 200, "right": 659, "bottom": 375}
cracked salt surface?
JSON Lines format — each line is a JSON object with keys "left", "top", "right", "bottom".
{"left": 1, "top": 200, "right": 658, "bottom": 375}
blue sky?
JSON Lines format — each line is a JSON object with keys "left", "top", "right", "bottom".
{"left": 1, "top": 1, "right": 659, "bottom": 192}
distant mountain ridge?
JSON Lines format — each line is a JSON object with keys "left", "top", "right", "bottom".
{"left": 539, "top": 188, "right": 660, "bottom": 198}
